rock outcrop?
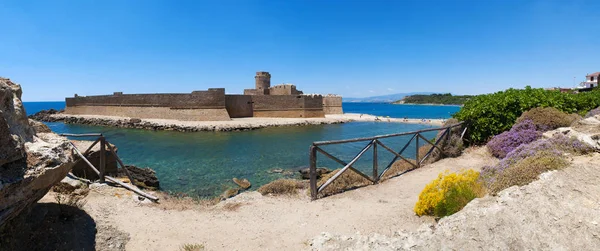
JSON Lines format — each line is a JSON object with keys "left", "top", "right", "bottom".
{"left": 543, "top": 115, "right": 600, "bottom": 150}
{"left": 28, "top": 108, "right": 63, "bottom": 122}
{"left": 0, "top": 77, "right": 75, "bottom": 229}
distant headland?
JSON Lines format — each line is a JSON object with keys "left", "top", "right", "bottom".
{"left": 393, "top": 93, "right": 472, "bottom": 106}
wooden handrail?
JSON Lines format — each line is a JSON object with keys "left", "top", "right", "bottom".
{"left": 309, "top": 122, "right": 466, "bottom": 200}
{"left": 312, "top": 122, "right": 463, "bottom": 146}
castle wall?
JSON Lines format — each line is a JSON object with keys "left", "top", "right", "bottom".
{"left": 322, "top": 96, "right": 343, "bottom": 114}
{"left": 243, "top": 89, "right": 266, "bottom": 96}
{"left": 65, "top": 106, "right": 231, "bottom": 121}
{"left": 65, "top": 89, "right": 231, "bottom": 121}
{"left": 269, "top": 84, "right": 303, "bottom": 95}
{"left": 251, "top": 95, "right": 324, "bottom": 118}
{"left": 225, "top": 95, "right": 253, "bottom": 118}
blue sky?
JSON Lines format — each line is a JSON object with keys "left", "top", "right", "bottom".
{"left": 1, "top": 0, "right": 599, "bottom": 101}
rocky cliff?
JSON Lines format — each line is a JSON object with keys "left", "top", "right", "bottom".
{"left": 0, "top": 77, "right": 75, "bottom": 229}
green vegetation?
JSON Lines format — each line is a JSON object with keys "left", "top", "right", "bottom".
{"left": 414, "top": 170, "right": 485, "bottom": 217}
{"left": 395, "top": 93, "right": 472, "bottom": 105}
{"left": 453, "top": 87, "right": 600, "bottom": 144}
{"left": 487, "top": 151, "right": 568, "bottom": 195}
{"left": 515, "top": 107, "right": 580, "bottom": 131}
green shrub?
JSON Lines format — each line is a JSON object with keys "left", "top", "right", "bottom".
{"left": 453, "top": 87, "right": 600, "bottom": 144}
{"left": 487, "top": 151, "right": 568, "bottom": 194}
{"left": 515, "top": 107, "right": 579, "bottom": 131}
{"left": 414, "top": 170, "right": 485, "bottom": 217}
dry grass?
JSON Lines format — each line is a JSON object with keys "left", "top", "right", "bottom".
{"left": 258, "top": 179, "right": 307, "bottom": 196}
{"left": 221, "top": 188, "right": 240, "bottom": 199}
{"left": 222, "top": 202, "right": 243, "bottom": 211}
{"left": 153, "top": 191, "right": 220, "bottom": 211}
{"left": 488, "top": 151, "right": 569, "bottom": 195}
{"left": 381, "top": 158, "right": 417, "bottom": 180}
{"left": 316, "top": 168, "right": 372, "bottom": 197}
{"left": 179, "top": 243, "right": 205, "bottom": 251}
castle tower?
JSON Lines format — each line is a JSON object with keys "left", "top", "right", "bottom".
{"left": 255, "top": 71, "right": 271, "bottom": 95}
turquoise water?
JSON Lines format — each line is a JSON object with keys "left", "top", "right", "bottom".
{"left": 24, "top": 101, "right": 453, "bottom": 197}
{"left": 45, "top": 122, "right": 437, "bottom": 197}
{"left": 22, "top": 101, "right": 461, "bottom": 119}
{"left": 343, "top": 103, "right": 460, "bottom": 118}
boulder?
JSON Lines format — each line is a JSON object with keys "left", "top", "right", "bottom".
{"left": 299, "top": 167, "right": 331, "bottom": 179}
{"left": 53, "top": 175, "right": 87, "bottom": 193}
{"left": 233, "top": 178, "right": 251, "bottom": 189}
{"left": 543, "top": 116, "right": 600, "bottom": 150}
{"left": 129, "top": 118, "right": 142, "bottom": 123}
{"left": 119, "top": 165, "right": 160, "bottom": 190}
{"left": 29, "top": 119, "right": 52, "bottom": 133}
{"left": 70, "top": 140, "right": 119, "bottom": 180}
{"left": 0, "top": 77, "right": 75, "bottom": 229}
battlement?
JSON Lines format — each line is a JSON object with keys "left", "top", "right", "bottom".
{"left": 271, "top": 84, "right": 296, "bottom": 89}
{"left": 255, "top": 72, "right": 271, "bottom": 77}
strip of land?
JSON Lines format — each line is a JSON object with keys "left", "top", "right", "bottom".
{"left": 47, "top": 113, "right": 445, "bottom": 132}
{"left": 327, "top": 113, "right": 445, "bottom": 126}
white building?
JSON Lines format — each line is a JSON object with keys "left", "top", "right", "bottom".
{"left": 579, "top": 72, "right": 600, "bottom": 89}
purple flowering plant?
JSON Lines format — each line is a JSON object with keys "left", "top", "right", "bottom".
{"left": 481, "top": 134, "right": 594, "bottom": 184}
{"left": 486, "top": 119, "right": 542, "bottom": 159}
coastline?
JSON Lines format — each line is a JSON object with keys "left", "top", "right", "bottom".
{"left": 45, "top": 113, "right": 445, "bottom": 131}
{"left": 392, "top": 102, "right": 463, "bottom": 107}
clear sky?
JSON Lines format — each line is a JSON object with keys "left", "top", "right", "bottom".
{"left": 1, "top": 0, "right": 599, "bottom": 101}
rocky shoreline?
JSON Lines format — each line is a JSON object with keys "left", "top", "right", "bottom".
{"left": 31, "top": 112, "right": 352, "bottom": 132}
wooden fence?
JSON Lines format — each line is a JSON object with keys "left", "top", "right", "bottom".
{"left": 61, "top": 133, "right": 158, "bottom": 202}
{"left": 309, "top": 122, "right": 466, "bottom": 200}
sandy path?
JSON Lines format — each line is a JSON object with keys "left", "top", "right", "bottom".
{"left": 41, "top": 147, "right": 494, "bottom": 251}
{"left": 312, "top": 153, "right": 600, "bottom": 250}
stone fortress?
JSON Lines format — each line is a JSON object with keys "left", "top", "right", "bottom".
{"left": 65, "top": 71, "right": 343, "bottom": 121}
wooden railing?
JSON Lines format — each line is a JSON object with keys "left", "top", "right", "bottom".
{"left": 309, "top": 122, "right": 466, "bottom": 200}
{"left": 61, "top": 133, "right": 158, "bottom": 202}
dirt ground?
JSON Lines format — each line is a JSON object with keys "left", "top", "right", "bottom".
{"left": 311, "top": 153, "right": 600, "bottom": 250}
{"left": 28, "top": 147, "right": 494, "bottom": 251}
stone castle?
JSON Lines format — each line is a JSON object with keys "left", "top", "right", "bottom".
{"left": 65, "top": 72, "right": 343, "bottom": 121}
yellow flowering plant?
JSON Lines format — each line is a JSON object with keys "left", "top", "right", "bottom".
{"left": 414, "top": 169, "right": 485, "bottom": 217}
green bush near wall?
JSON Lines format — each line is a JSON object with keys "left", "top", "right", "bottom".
{"left": 453, "top": 87, "right": 600, "bottom": 144}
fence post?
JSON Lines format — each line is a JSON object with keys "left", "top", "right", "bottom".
{"left": 372, "top": 140, "right": 378, "bottom": 184}
{"left": 415, "top": 133, "right": 420, "bottom": 168}
{"left": 309, "top": 145, "right": 318, "bottom": 200}
{"left": 99, "top": 136, "right": 106, "bottom": 183}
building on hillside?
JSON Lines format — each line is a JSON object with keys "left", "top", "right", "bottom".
{"left": 65, "top": 71, "right": 343, "bottom": 121}
{"left": 576, "top": 72, "right": 600, "bottom": 92}
{"left": 545, "top": 87, "right": 573, "bottom": 93}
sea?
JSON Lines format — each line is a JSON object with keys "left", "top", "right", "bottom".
{"left": 23, "top": 101, "right": 460, "bottom": 197}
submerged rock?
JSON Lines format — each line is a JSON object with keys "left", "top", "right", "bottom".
{"left": 0, "top": 77, "right": 76, "bottom": 229}
{"left": 119, "top": 165, "right": 160, "bottom": 190}
{"left": 233, "top": 178, "right": 251, "bottom": 190}
{"left": 299, "top": 167, "right": 331, "bottom": 179}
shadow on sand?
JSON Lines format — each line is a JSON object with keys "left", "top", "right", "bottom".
{"left": 0, "top": 202, "right": 97, "bottom": 251}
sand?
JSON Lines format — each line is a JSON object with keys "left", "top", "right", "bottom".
{"left": 39, "top": 147, "right": 495, "bottom": 251}
{"left": 312, "top": 153, "right": 600, "bottom": 250}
